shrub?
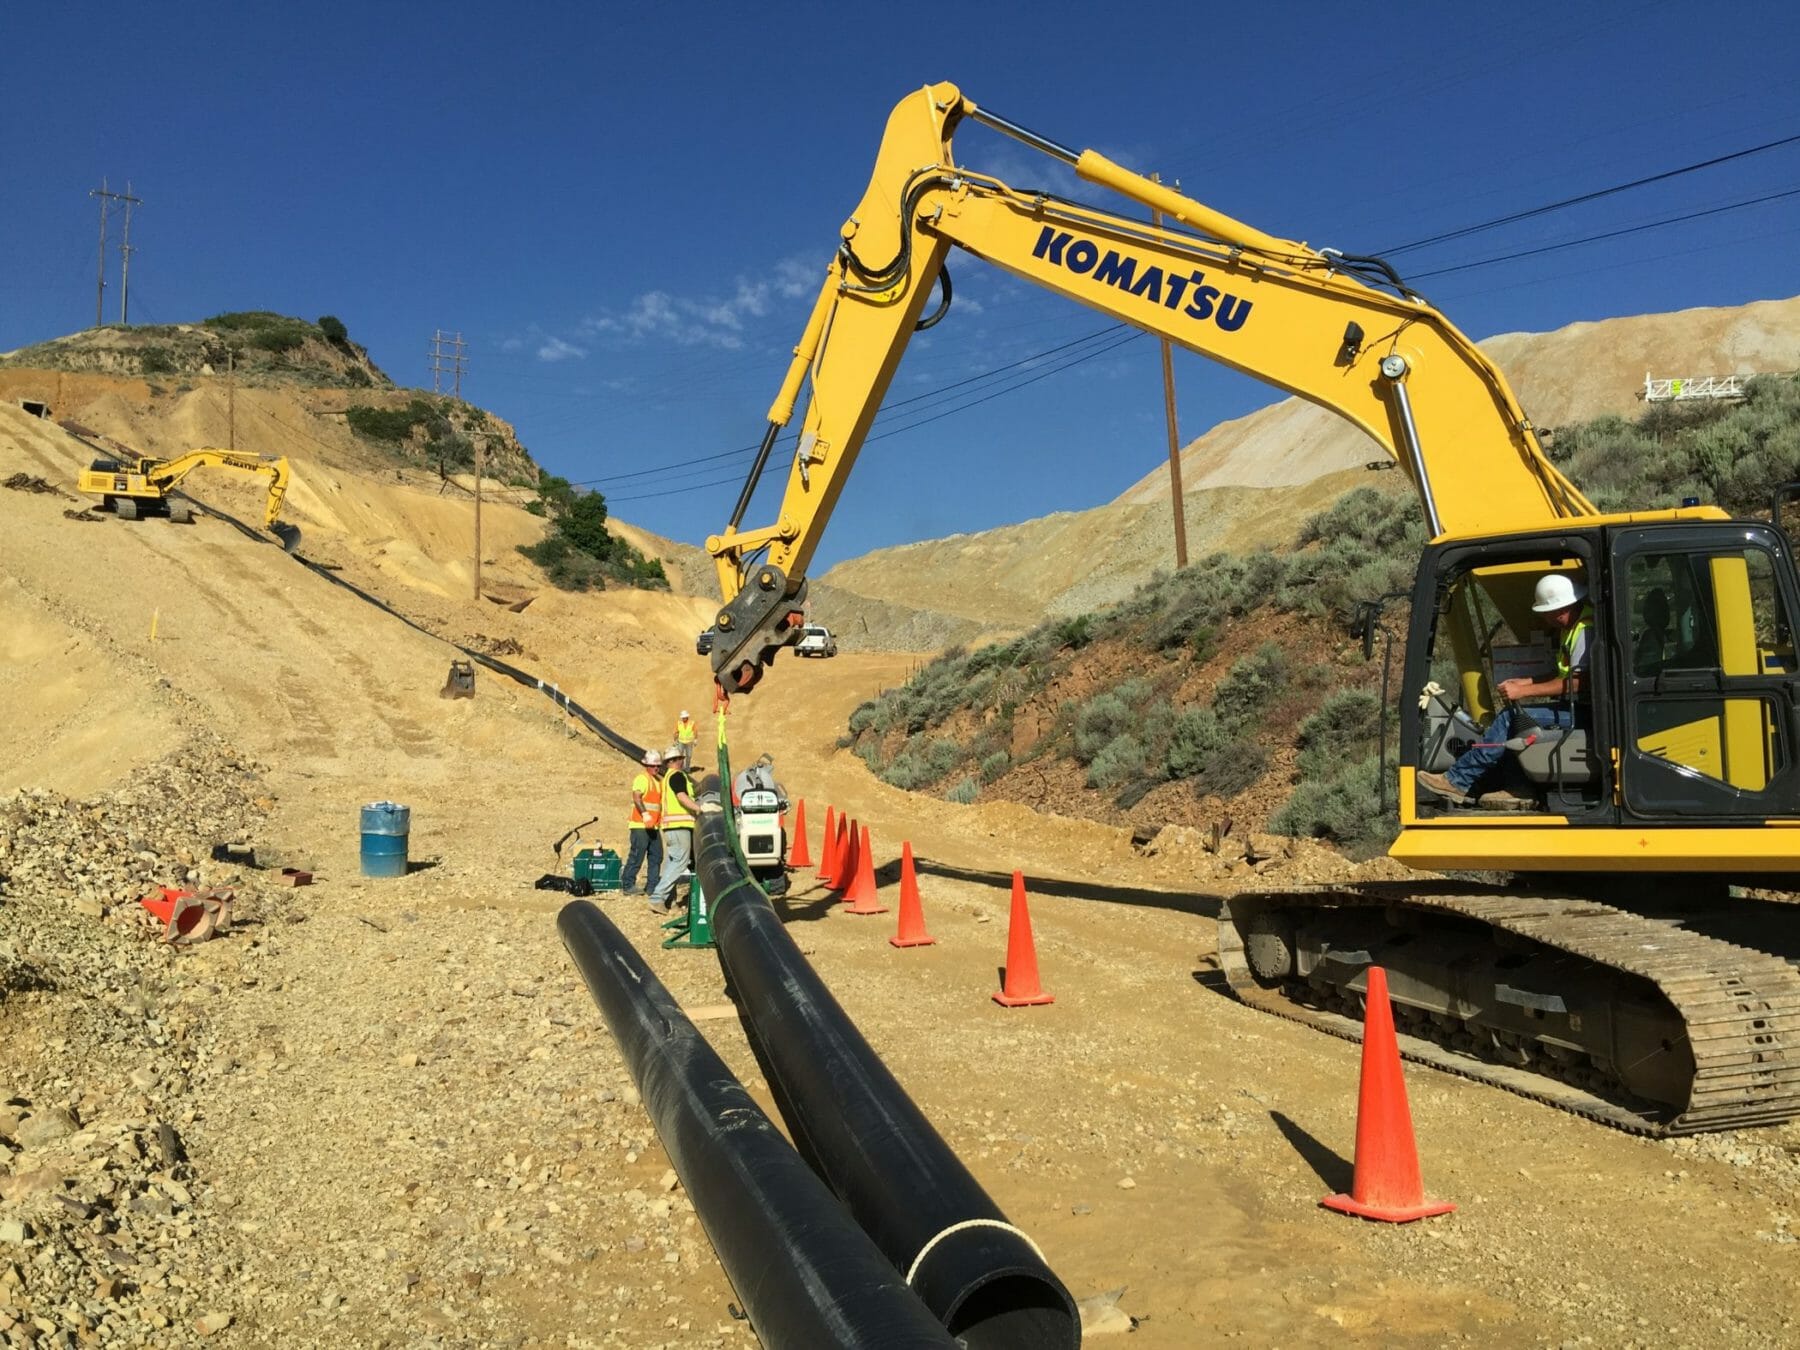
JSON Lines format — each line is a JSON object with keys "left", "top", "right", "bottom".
{"left": 1213, "top": 644, "right": 1288, "bottom": 725}
{"left": 346, "top": 401, "right": 429, "bottom": 443}
{"left": 1195, "top": 740, "right": 1268, "bottom": 797}
{"left": 979, "top": 749, "right": 1011, "bottom": 783}
{"left": 879, "top": 738, "right": 962, "bottom": 790}
{"left": 318, "top": 314, "right": 349, "bottom": 344}
{"left": 945, "top": 776, "right": 980, "bottom": 805}
{"left": 1087, "top": 734, "right": 1147, "bottom": 790}
{"left": 1073, "top": 678, "right": 1149, "bottom": 762}
{"left": 1165, "top": 707, "right": 1230, "bottom": 779}
{"left": 1271, "top": 755, "right": 1395, "bottom": 855}
{"left": 848, "top": 702, "right": 879, "bottom": 736}
{"left": 1054, "top": 614, "right": 1095, "bottom": 649}
{"left": 137, "top": 346, "right": 176, "bottom": 375}
{"left": 1295, "top": 688, "right": 1383, "bottom": 776}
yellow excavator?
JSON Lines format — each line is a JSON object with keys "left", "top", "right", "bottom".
{"left": 704, "top": 82, "right": 1800, "bottom": 1135}
{"left": 77, "top": 447, "right": 300, "bottom": 550}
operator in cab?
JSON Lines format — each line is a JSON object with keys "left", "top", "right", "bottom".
{"left": 1419, "top": 572, "right": 1592, "bottom": 806}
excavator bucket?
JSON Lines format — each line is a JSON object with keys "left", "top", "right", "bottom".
{"left": 270, "top": 521, "right": 303, "bottom": 553}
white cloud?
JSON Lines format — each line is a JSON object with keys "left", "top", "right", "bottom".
{"left": 500, "top": 336, "right": 524, "bottom": 352}
{"left": 580, "top": 256, "right": 823, "bottom": 351}
{"left": 537, "top": 336, "right": 587, "bottom": 362}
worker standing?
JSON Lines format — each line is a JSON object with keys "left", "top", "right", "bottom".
{"left": 647, "top": 744, "right": 699, "bottom": 915}
{"left": 621, "top": 749, "right": 663, "bottom": 896}
{"left": 675, "top": 709, "right": 699, "bottom": 771}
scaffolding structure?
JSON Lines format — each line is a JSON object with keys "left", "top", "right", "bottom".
{"left": 1641, "top": 372, "right": 1750, "bottom": 403}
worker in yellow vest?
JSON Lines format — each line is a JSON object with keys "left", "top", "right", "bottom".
{"left": 621, "top": 748, "right": 663, "bottom": 896}
{"left": 648, "top": 744, "right": 699, "bottom": 914}
{"left": 674, "top": 709, "right": 698, "bottom": 769}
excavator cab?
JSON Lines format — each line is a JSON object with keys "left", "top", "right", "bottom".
{"left": 1399, "top": 520, "right": 1800, "bottom": 849}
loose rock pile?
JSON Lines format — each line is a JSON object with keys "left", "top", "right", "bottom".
{"left": 1, "top": 733, "right": 271, "bottom": 1346}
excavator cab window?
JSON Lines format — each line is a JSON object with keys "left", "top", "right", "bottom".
{"left": 1612, "top": 525, "right": 1800, "bottom": 816}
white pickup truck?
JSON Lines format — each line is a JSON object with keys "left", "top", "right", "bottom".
{"left": 796, "top": 625, "right": 838, "bottom": 658}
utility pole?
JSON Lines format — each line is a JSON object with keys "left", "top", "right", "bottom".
{"left": 429, "top": 330, "right": 467, "bottom": 398}
{"left": 1150, "top": 173, "right": 1189, "bottom": 569}
{"left": 118, "top": 183, "right": 139, "bottom": 325}
{"left": 227, "top": 350, "right": 236, "bottom": 451}
{"left": 89, "top": 181, "right": 142, "bottom": 328}
{"left": 90, "top": 179, "right": 108, "bottom": 327}
{"left": 472, "top": 432, "right": 484, "bottom": 603}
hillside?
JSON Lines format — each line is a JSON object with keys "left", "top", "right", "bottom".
{"left": 818, "top": 294, "right": 1800, "bottom": 643}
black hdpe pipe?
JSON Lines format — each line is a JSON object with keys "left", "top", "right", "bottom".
{"left": 556, "top": 900, "right": 957, "bottom": 1350}
{"left": 696, "top": 761, "right": 1081, "bottom": 1350}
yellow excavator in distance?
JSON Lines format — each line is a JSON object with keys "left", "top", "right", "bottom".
{"left": 77, "top": 448, "right": 301, "bottom": 550}
{"left": 705, "top": 82, "right": 1800, "bottom": 1135}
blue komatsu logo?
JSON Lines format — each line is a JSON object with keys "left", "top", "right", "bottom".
{"left": 1030, "top": 225, "right": 1253, "bottom": 333}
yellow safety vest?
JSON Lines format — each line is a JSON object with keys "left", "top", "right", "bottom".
{"left": 629, "top": 771, "right": 661, "bottom": 829}
{"left": 676, "top": 719, "right": 697, "bottom": 750}
{"left": 660, "top": 770, "right": 696, "bottom": 831}
{"left": 1556, "top": 605, "right": 1595, "bottom": 679}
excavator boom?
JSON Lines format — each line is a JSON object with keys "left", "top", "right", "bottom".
{"left": 705, "top": 81, "right": 1593, "bottom": 693}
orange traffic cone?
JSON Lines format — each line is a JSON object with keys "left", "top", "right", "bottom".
{"left": 816, "top": 805, "right": 838, "bottom": 885}
{"left": 1321, "top": 966, "right": 1456, "bottom": 1223}
{"left": 844, "top": 824, "right": 887, "bottom": 915}
{"left": 789, "top": 798, "right": 813, "bottom": 869}
{"left": 835, "top": 819, "right": 859, "bottom": 899}
{"left": 992, "top": 872, "right": 1053, "bottom": 1007}
{"left": 889, "top": 842, "right": 937, "bottom": 948}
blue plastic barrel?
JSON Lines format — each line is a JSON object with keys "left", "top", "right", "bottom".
{"left": 360, "top": 801, "right": 411, "bottom": 878}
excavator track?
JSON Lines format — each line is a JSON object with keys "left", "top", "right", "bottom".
{"left": 1217, "top": 884, "right": 1800, "bottom": 1135}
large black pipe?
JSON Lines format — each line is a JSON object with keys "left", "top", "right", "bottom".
{"left": 694, "top": 774, "right": 1081, "bottom": 1350}
{"left": 557, "top": 901, "right": 957, "bottom": 1350}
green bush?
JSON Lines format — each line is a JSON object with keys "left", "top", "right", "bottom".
{"left": 879, "top": 738, "right": 962, "bottom": 791}
{"left": 1054, "top": 614, "right": 1095, "bottom": 649}
{"left": 318, "top": 314, "right": 349, "bottom": 344}
{"left": 1087, "top": 733, "right": 1147, "bottom": 789}
{"left": 1295, "top": 688, "right": 1382, "bottom": 776}
{"left": 346, "top": 401, "right": 430, "bottom": 442}
{"left": 979, "top": 749, "right": 1011, "bottom": 782}
{"left": 945, "top": 776, "right": 979, "bottom": 804}
{"left": 1271, "top": 755, "right": 1394, "bottom": 855}
{"left": 1165, "top": 707, "right": 1230, "bottom": 779}
{"left": 1073, "top": 679, "right": 1149, "bottom": 762}
{"left": 137, "top": 346, "right": 176, "bottom": 375}
{"left": 1213, "top": 643, "right": 1288, "bottom": 724}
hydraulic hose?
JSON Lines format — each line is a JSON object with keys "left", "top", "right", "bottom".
{"left": 697, "top": 750, "right": 1080, "bottom": 1350}
{"left": 556, "top": 900, "right": 957, "bottom": 1350}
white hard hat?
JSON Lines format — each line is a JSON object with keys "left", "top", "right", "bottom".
{"left": 679, "top": 709, "right": 691, "bottom": 719}
{"left": 664, "top": 743, "right": 687, "bottom": 761}
{"left": 641, "top": 749, "right": 663, "bottom": 767}
{"left": 1532, "top": 573, "right": 1585, "bottom": 613}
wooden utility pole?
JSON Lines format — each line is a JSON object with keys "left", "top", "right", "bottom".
{"left": 472, "top": 432, "right": 484, "bottom": 603}
{"left": 1151, "top": 173, "right": 1189, "bottom": 569}
{"left": 90, "top": 179, "right": 108, "bottom": 327}
{"left": 118, "top": 183, "right": 138, "bottom": 325}
{"left": 227, "top": 350, "right": 236, "bottom": 450}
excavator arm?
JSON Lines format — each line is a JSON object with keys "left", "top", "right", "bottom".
{"left": 148, "top": 450, "right": 292, "bottom": 531}
{"left": 706, "top": 81, "right": 1594, "bottom": 694}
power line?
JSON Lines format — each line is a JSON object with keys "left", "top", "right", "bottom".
{"left": 1407, "top": 185, "right": 1800, "bottom": 281}
{"left": 1379, "top": 131, "right": 1800, "bottom": 257}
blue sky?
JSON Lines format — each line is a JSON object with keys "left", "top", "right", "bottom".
{"left": 5, "top": 1, "right": 1799, "bottom": 572}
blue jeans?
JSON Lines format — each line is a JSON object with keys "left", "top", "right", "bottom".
{"left": 622, "top": 827, "right": 661, "bottom": 894}
{"left": 1446, "top": 705, "right": 1577, "bottom": 794}
{"left": 650, "top": 829, "right": 694, "bottom": 907}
